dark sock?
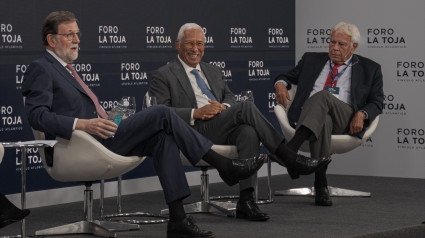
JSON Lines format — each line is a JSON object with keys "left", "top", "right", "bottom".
{"left": 274, "top": 142, "right": 297, "bottom": 167}
{"left": 167, "top": 199, "right": 186, "bottom": 222}
{"left": 239, "top": 188, "right": 254, "bottom": 202}
{"left": 287, "top": 126, "right": 313, "bottom": 152}
{"left": 202, "top": 149, "right": 232, "bottom": 171}
{"left": 314, "top": 164, "right": 329, "bottom": 188}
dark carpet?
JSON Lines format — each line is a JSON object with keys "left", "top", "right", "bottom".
{"left": 0, "top": 174, "right": 424, "bottom": 238}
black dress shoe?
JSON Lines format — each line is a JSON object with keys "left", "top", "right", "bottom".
{"left": 167, "top": 215, "right": 215, "bottom": 238}
{"left": 236, "top": 199, "right": 270, "bottom": 221}
{"left": 315, "top": 187, "right": 333, "bottom": 206}
{"left": 218, "top": 155, "right": 265, "bottom": 186}
{"left": 287, "top": 155, "right": 331, "bottom": 179}
{"left": 0, "top": 207, "right": 30, "bottom": 229}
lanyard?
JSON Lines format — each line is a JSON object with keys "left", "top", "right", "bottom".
{"left": 328, "top": 58, "right": 352, "bottom": 85}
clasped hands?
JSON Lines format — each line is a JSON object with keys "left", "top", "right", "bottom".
{"left": 194, "top": 99, "right": 227, "bottom": 120}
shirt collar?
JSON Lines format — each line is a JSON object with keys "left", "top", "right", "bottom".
{"left": 46, "top": 49, "right": 68, "bottom": 67}
{"left": 177, "top": 54, "right": 201, "bottom": 74}
{"left": 331, "top": 55, "right": 353, "bottom": 66}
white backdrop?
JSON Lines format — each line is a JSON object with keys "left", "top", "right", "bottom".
{"left": 296, "top": 0, "right": 425, "bottom": 179}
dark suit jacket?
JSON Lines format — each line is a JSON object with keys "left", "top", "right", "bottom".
{"left": 22, "top": 51, "right": 101, "bottom": 165}
{"left": 149, "top": 59, "right": 236, "bottom": 123}
{"left": 274, "top": 52, "right": 384, "bottom": 133}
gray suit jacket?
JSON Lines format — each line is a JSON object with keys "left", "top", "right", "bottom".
{"left": 149, "top": 59, "right": 236, "bottom": 123}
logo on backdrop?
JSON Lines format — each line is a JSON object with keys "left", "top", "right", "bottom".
{"left": 15, "top": 64, "right": 29, "bottom": 90}
{"left": 248, "top": 60, "right": 270, "bottom": 81}
{"left": 0, "top": 105, "right": 23, "bottom": 132}
{"left": 0, "top": 23, "right": 23, "bottom": 49}
{"left": 146, "top": 26, "right": 172, "bottom": 49}
{"left": 306, "top": 28, "right": 331, "bottom": 49}
{"left": 267, "top": 92, "right": 277, "bottom": 113}
{"left": 98, "top": 25, "right": 127, "bottom": 49}
{"left": 71, "top": 63, "right": 100, "bottom": 87}
{"left": 120, "top": 62, "right": 148, "bottom": 86}
{"left": 383, "top": 94, "right": 406, "bottom": 116}
{"left": 367, "top": 28, "right": 406, "bottom": 49}
{"left": 15, "top": 147, "right": 43, "bottom": 172}
{"left": 268, "top": 27, "right": 290, "bottom": 49}
{"left": 202, "top": 27, "right": 215, "bottom": 49}
{"left": 396, "top": 61, "right": 425, "bottom": 83}
{"left": 100, "top": 100, "right": 119, "bottom": 111}
{"left": 209, "top": 61, "right": 232, "bottom": 82}
{"left": 230, "top": 27, "right": 253, "bottom": 49}
{"left": 396, "top": 128, "right": 425, "bottom": 150}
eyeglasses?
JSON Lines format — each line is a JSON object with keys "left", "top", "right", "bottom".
{"left": 54, "top": 32, "right": 81, "bottom": 41}
{"left": 183, "top": 41, "right": 205, "bottom": 48}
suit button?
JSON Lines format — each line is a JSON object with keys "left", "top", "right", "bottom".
{"left": 93, "top": 111, "right": 97, "bottom": 115}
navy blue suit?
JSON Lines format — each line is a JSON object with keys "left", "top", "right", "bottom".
{"left": 274, "top": 52, "right": 384, "bottom": 138}
{"left": 22, "top": 51, "right": 213, "bottom": 203}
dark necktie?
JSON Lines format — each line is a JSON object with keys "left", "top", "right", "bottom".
{"left": 66, "top": 64, "right": 108, "bottom": 119}
{"left": 323, "top": 63, "right": 342, "bottom": 90}
{"left": 191, "top": 69, "right": 217, "bottom": 101}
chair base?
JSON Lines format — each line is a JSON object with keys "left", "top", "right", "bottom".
{"left": 103, "top": 211, "right": 169, "bottom": 225}
{"left": 274, "top": 186, "right": 371, "bottom": 197}
{"left": 35, "top": 220, "right": 140, "bottom": 237}
{"left": 161, "top": 200, "right": 236, "bottom": 217}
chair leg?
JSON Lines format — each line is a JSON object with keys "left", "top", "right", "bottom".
{"left": 208, "top": 154, "right": 273, "bottom": 204}
{"left": 161, "top": 169, "right": 236, "bottom": 216}
{"left": 254, "top": 154, "right": 273, "bottom": 204}
{"left": 35, "top": 184, "right": 117, "bottom": 238}
{"left": 100, "top": 176, "right": 168, "bottom": 225}
{"left": 275, "top": 186, "right": 371, "bottom": 197}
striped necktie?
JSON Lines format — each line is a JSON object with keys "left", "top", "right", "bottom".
{"left": 191, "top": 69, "right": 217, "bottom": 101}
{"left": 66, "top": 64, "right": 108, "bottom": 119}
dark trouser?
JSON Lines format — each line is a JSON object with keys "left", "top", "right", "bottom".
{"left": 103, "top": 105, "right": 213, "bottom": 203}
{"left": 296, "top": 91, "right": 354, "bottom": 187}
{"left": 193, "top": 101, "right": 283, "bottom": 190}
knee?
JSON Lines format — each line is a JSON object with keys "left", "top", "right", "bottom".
{"left": 150, "top": 104, "right": 171, "bottom": 115}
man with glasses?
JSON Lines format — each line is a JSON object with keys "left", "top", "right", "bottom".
{"left": 22, "top": 11, "right": 269, "bottom": 238}
{"left": 149, "top": 23, "right": 331, "bottom": 222}
{"left": 274, "top": 22, "right": 384, "bottom": 206}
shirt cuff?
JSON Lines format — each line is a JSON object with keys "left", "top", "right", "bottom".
{"left": 274, "top": 79, "right": 288, "bottom": 87}
{"left": 73, "top": 118, "right": 78, "bottom": 130}
{"left": 360, "top": 110, "right": 369, "bottom": 120}
{"left": 190, "top": 109, "right": 195, "bottom": 126}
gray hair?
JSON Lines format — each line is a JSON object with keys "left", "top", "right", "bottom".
{"left": 332, "top": 22, "right": 361, "bottom": 44}
{"left": 176, "top": 23, "right": 205, "bottom": 43}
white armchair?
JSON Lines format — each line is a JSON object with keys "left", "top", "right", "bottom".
{"left": 273, "top": 86, "right": 379, "bottom": 197}
{"left": 32, "top": 129, "right": 144, "bottom": 237}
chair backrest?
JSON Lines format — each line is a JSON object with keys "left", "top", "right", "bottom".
{"left": 274, "top": 86, "right": 380, "bottom": 154}
{"left": 32, "top": 128, "right": 144, "bottom": 182}
{"left": 0, "top": 143, "right": 4, "bottom": 164}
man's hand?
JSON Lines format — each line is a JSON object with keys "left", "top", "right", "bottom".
{"left": 193, "top": 100, "right": 227, "bottom": 120}
{"left": 349, "top": 111, "right": 366, "bottom": 135}
{"left": 76, "top": 118, "right": 118, "bottom": 139}
{"left": 274, "top": 82, "right": 291, "bottom": 108}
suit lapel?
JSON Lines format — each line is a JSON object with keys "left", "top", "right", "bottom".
{"left": 306, "top": 54, "right": 329, "bottom": 90}
{"left": 200, "top": 63, "right": 220, "bottom": 101}
{"left": 171, "top": 60, "right": 198, "bottom": 107}
{"left": 350, "top": 55, "right": 362, "bottom": 110}
{"left": 44, "top": 51, "right": 88, "bottom": 96}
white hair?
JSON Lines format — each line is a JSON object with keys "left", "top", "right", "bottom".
{"left": 332, "top": 22, "right": 361, "bottom": 44}
{"left": 176, "top": 23, "right": 205, "bottom": 43}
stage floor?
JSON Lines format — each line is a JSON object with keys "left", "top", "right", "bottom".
{"left": 1, "top": 174, "right": 424, "bottom": 238}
